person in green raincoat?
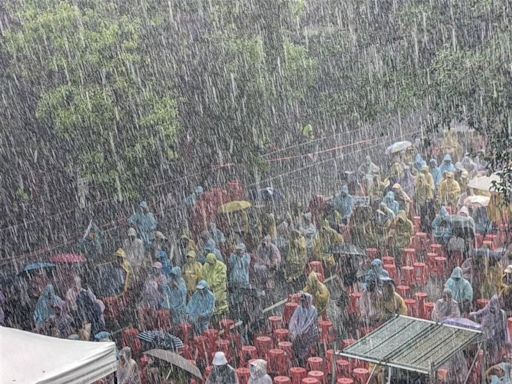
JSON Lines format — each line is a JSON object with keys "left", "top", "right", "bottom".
{"left": 386, "top": 211, "right": 414, "bottom": 266}
{"left": 286, "top": 229, "right": 308, "bottom": 285}
{"left": 202, "top": 253, "right": 229, "bottom": 317}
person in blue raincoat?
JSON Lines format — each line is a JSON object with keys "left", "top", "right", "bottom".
{"left": 229, "top": 243, "right": 250, "bottom": 289}
{"left": 382, "top": 191, "right": 400, "bottom": 215}
{"left": 186, "top": 280, "right": 215, "bottom": 335}
{"left": 209, "top": 222, "right": 226, "bottom": 247}
{"left": 167, "top": 267, "right": 187, "bottom": 325}
{"left": 128, "top": 201, "right": 157, "bottom": 249}
{"left": 432, "top": 207, "right": 453, "bottom": 245}
{"left": 333, "top": 185, "right": 353, "bottom": 224}
{"left": 445, "top": 267, "right": 473, "bottom": 314}
{"left": 199, "top": 239, "right": 224, "bottom": 264}
{"left": 34, "top": 283, "right": 64, "bottom": 332}
{"left": 439, "top": 154, "right": 456, "bottom": 178}
{"left": 430, "top": 159, "right": 443, "bottom": 187}
{"left": 414, "top": 153, "right": 426, "bottom": 173}
{"left": 364, "top": 259, "right": 390, "bottom": 289}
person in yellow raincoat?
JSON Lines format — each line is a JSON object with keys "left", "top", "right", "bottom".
{"left": 303, "top": 271, "right": 330, "bottom": 316}
{"left": 389, "top": 156, "right": 405, "bottom": 182}
{"left": 415, "top": 166, "right": 435, "bottom": 231}
{"left": 387, "top": 211, "right": 414, "bottom": 266}
{"left": 115, "top": 248, "right": 134, "bottom": 293}
{"left": 377, "top": 278, "right": 408, "bottom": 322}
{"left": 286, "top": 229, "right": 308, "bottom": 284}
{"left": 391, "top": 183, "right": 412, "bottom": 216}
{"left": 183, "top": 250, "right": 203, "bottom": 296}
{"left": 177, "top": 230, "right": 197, "bottom": 266}
{"left": 440, "top": 172, "right": 461, "bottom": 211}
{"left": 202, "top": 253, "right": 229, "bottom": 317}
{"left": 314, "top": 220, "right": 343, "bottom": 269}
{"left": 442, "top": 130, "right": 462, "bottom": 161}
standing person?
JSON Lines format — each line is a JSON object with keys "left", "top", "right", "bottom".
{"left": 79, "top": 222, "right": 103, "bottom": 264}
{"left": 415, "top": 166, "right": 435, "bottom": 232}
{"left": 286, "top": 229, "right": 308, "bottom": 287}
{"left": 186, "top": 280, "right": 215, "bottom": 335}
{"left": 431, "top": 288, "right": 461, "bottom": 322}
{"left": 386, "top": 211, "right": 414, "bottom": 266}
{"left": 167, "top": 267, "right": 187, "bottom": 325}
{"left": 445, "top": 267, "right": 473, "bottom": 314}
{"left": 129, "top": 201, "right": 157, "bottom": 250}
{"left": 202, "top": 253, "right": 229, "bottom": 318}
{"left": 288, "top": 293, "right": 319, "bottom": 367}
{"left": 140, "top": 262, "right": 166, "bottom": 311}
{"left": 67, "top": 275, "right": 105, "bottom": 338}
{"left": 33, "top": 283, "right": 63, "bottom": 333}
{"left": 175, "top": 230, "right": 197, "bottom": 267}
{"left": 183, "top": 250, "right": 203, "bottom": 296}
{"left": 314, "top": 220, "right": 343, "bottom": 270}
{"left": 382, "top": 191, "right": 400, "bottom": 215}
{"left": 391, "top": 184, "right": 412, "bottom": 215}
{"left": 430, "top": 158, "right": 442, "bottom": 188}
{"left": 439, "top": 154, "right": 457, "bottom": 177}
{"left": 229, "top": 243, "right": 251, "bottom": 289}
{"left": 117, "top": 347, "right": 142, "bottom": 384}
{"left": 432, "top": 206, "right": 453, "bottom": 245}
{"left": 114, "top": 248, "right": 134, "bottom": 293}
{"left": 440, "top": 172, "right": 461, "bottom": 211}
{"left": 470, "top": 295, "right": 509, "bottom": 365}
{"left": 254, "top": 235, "right": 281, "bottom": 289}
{"left": 333, "top": 185, "right": 353, "bottom": 225}
{"left": 123, "top": 228, "right": 146, "bottom": 272}
{"left": 303, "top": 271, "right": 330, "bottom": 316}
{"left": 208, "top": 222, "right": 226, "bottom": 248}
{"left": 199, "top": 239, "right": 224, "bottom": 264}
{"left": 248, "top": 359, "right": 272, "bottom": 384}
{"left": 364, "top": 259, "right": 390, "bottom": 289}
{"left": 206, "top": 352, "right": 238, "bottom": 384}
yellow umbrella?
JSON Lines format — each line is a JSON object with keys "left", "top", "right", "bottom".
{"left": 218, "top": 200, "right": 252, "bottom": 214}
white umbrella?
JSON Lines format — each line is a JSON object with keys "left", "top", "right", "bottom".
{"left": 468, "top": 174, "right": 501, "bottom": 192}
{"left": 463, "top": 195, "right": 490, "bottom": 208}
{"left": 385, "top": 141, "right": 412, "bottom": 155}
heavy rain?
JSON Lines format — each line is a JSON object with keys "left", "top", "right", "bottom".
{"left": 1, "top": 0, "right": 512, "bottom": 383}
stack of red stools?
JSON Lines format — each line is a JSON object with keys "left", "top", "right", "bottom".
{"left": 415, "top": 292, "right": 428, "bottom": 319}
{"left": 319, "top": 320, "right": 334, "bottom": 344}
{"left": 236, "top": 367, "right": 251, "bottom": 384}
{"left": 240, "top": 345, "right": 258, "bottom": 366}
{"left": 348, "top": 292, "right": 362, "bottom": 315}
{"left": 268, "top": 348, "right": 288, "bottom": 376}
{"left": 308, "top": 261, "right": 325, "bottom": 282}
{"left": 255, "top": 335, "right": 273, "bottom": 359}
{"left": 290, "top": 367, "right": 308, "bottom": 384}
{"left": 366, "top": 248, "right": 379, "bottom": 260}
{"left": 403, "top": 248, "right": 416, "bottom": 267}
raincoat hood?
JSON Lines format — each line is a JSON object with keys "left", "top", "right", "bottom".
{"left": 415, "top": 154, "right": 426, "bottom": 169}
{"left": 206, "top": 253, "right": 217, "bottom": 265}
{"left": 249, "top": 359, "right": 270, "bottom": 380}
{"left": 235, "top": 243, "right": 247, "bottom": 252}
{"left": 340, "top": 185, "right": 349, "bottom": 195}
{"left": 128, "top": 227, "right": 137, "bottom": 237}
{"left": 384, "top": 191, "right": 396, "bottom": 203}
{"left": 371, "top": 259, "right": 384, "bottom": 269}
{"left": 458, "top": 206, "right": 470, "bottom": 217}
{"left": 430, "top": 158, "right": 438, "bottom": 167}
{"left": 196, "top": 280, "right": 209, "bottom": 290}
{"left": 440, "top": 206, "right": 449, "bottom": 218}
{"left": 115, "top": 248, "right": 127, "bottom": 258}
{"left": 120, "top": 346, "right": 132, "bottom": 361}
{"left": 443, "top": 154, "right": 453, "bottom": 164}
{"left": 170, "top": 266, "right": 183, "bottom": 278}
{"left": 186, "top": 250, "right": 197, "bottom": 260}
{"left": 205, "top": 239, "right": 217, "bottom": 251}
{"left": 306, "top": 272, "right": 320, "bottom": 291}
{"left": 451, "top": 267, "right": 463, "bottom": 279}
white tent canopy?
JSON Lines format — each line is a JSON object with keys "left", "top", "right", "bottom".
{"left": 0, "top": 326, "right": 117, "bottom": 384}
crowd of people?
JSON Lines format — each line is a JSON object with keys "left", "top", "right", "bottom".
{"left": 1, "top": 130, "right": 512, "bottom": 383}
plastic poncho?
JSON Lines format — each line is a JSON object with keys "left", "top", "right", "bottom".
{"left": 286, "top": 231, "right": 308, "bottom": 282}
{"left": 206, "top": 364, "right": 239, "bottom": 384}
{"left": 79, "top": 223, "right": 103, "bottom": 263}
{"left": 439, "top": 154, "right": 456, "bottom": 177}
{"left": 248, "top": 360, "right": 272, "bottom": 384}
{"left": 288, "top": 293, "right": 319, "bottom": 360}
{"left": 389, "top": 160, "right": 404, "bottom": 181}
{"left": 415, "top": 172, "right": 434, "bottom": 206}
{"left": 314, "top": 221, "right": 343, "bottom": 268}
{"left": 122, "top": 237, "right": 145, "bottom": 268}
{"left": 167, "top": 267, "right": 187, "bottom": 325}
{"left": 209, "top": 223, "right": 226, "bottom": 246}
{"left": 388, "top": 211, "right": 414, "bottom": 252}
{"left": 229, "top": 246, "right": 250, "bottom": 288}
{"left": 430, "top": 159, "right": 443, "bottom": 187}
{"left": 303, "top": 272, "right": 330, "bottom": 315}
{"left": 117, "top": 347, "right": 142, "bottom": 384}
{"left": 445, "top": 267, "right": 473, "bottom": 305}
{"left": 392, "top": 184, "right": 412, "bottom": 214}
{"left": 364, "top": 259, "right": 390, "bottom": 288}
{"left": 440, "top": 175, "right": 461, "bottom": 208}
{"left": 199, "top": 239, "right": 224, "bottom": 264}
{"left": 333, "top": 185, "right": 353, "bottom": 222}
{"left": 300, "top": 216, "right": 318, "bottom": 258}
{"left": 141, "top": 275, "right": 164, "bottom": 310}
{"left": 382, "top": 192, "right": 400, "bottom": 215}
{"left": 432, "top": 207, "right": 453, "bottom": 245}
{"left": 202, "top": 254, "right": 228, "bottom": 316}
{"left": 128, "top": 207, "right": 157, "bottom": 249}
{"left": 186, "top": 282, "right": 215, "bottom": 335}
{"left": 414, "top": 154, "right": 427, "bottom": 172}
{"left": 34, "top": 284, "right": 63, "bottom": 329}
{"left": 378, "top": 289, "right": 408, "bottom": 321}
{"left": 183, "top": 251, "right": 203, "bottom": 295}
{"left": 432, "top": 290, "right": 461, "bottom": 322}
{"left": 156, "top": 250, "right": 173, "bottom": 277}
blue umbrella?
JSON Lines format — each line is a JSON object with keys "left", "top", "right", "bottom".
{"left": 19, "top": 262, "right": 56, "bottom": 276}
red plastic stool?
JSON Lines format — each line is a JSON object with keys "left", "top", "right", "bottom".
{"left": 434, "top": 257, "right": 447, "bottom": 278}
{"left": 427, "top": 253, "right": 439, "bottom": 274}
{"left": 349, "top": 292, "right": 362, "bottom": 314}
{"left": 326, "top": 349, "right": 335, "bottom": 374}
{"left": 404, "top": 299, "right": 417, "bottom": 317}
{"left": 269, "top": 315, "right": 284, "bottom": 330}
{"left": 255, "top": 336, "right": 273, "bottom": 358}
{"left": 240, "top": 345, "right": 258, "bottom": 365}
{"left": 382, "top": 256, "right": 395, "bottom": 266}
{"left": 307, "top": 357, "right": 324, "bottom": 371}
{"left": 415, "top": 292, "right": 428, "bottom": 319}
{"left": 284, "top": 302, "right": 299, "bottom": 325}
{"left": 413, "top": 216, "right": 421, "bottom": 232}
{"left": 336, "top": 359, "right": 351, "bottom": 376}
{"left": 279, "top": 341, "right": 293, "bottom": 357}
{"left": 424, "top": 302, "right": 435, "bottom": 320}
{"left": 401, "top": 266, "right": 415, "bottom": 286}
{"left": 415, "top": 232, "right": 429, "bottom": 252}
{"left": 397, "top": 285, "right": 411, "bottom": 298}
{"left": 237, "top": 367, "right": 251, "bottom": 384}
{"left": 308, "top": 371, "right": 325, "bottom": 384}
{"left": 431, "top": 243, "right": 444, "bottom": 257}
{"left": 366, "top": 248, "right": 379, "bottom": 260}
{"left": 301, "top": 378, "right": 319, "bottom": 384}
{"left": 309, "top": 261, "right": 325, "bottom": 276}
{"left": 220, "top": 318, "right": 235, "bottom": 333}
{"left": 384, "top": 264, "right": 398, "bottom": 281}
{"left": 319, "top": 320, "right": 333, "bottom": 343}
{"left": 337, "top": 379, "right": 354, "bottom": 384}
{"left": 274, "top": 328, "right": 290, "bottom": 342}
{"left": 477, "top": 299, "right": 489, "bottom": 309}
{"left": 290, "top": 367, "right": 308, "bottom": 384}
{"left": 274, "top": 377, "right": 292, "bottom": 384}
{"left": 413, "top": 262, "right": 428, "bottom": 286}
{"left": 403, "top": 248, "right": 416, "bottom": 266}
{"left": 156, "top": 310, "right": 171, "bottom": 331}
{"left": 353, "top": 367, "right": 370, "bottom": 384}
{"left": 268, "top": 349, "right": 288, "bottom": 376}
{"left": 215, "top": 339, "right": 231, "bottom": 361}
